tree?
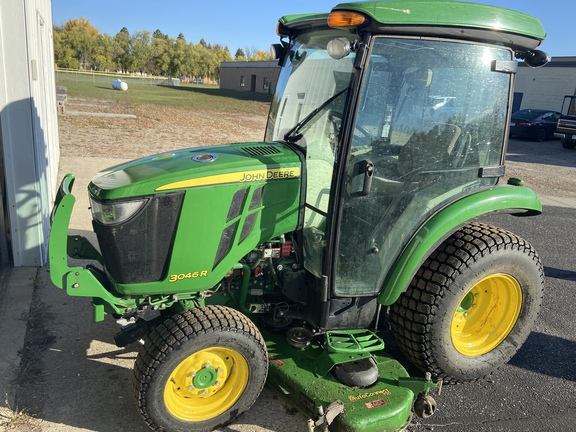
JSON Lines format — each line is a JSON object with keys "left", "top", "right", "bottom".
{"left": 244, "top": 46, "right": 258, "bottom": 59}
{"left": 150, "top": 36, "right": 171, "bottom": 76}
{"left": 92, "top": 34, "right": 116, "bottom": 71}
{"left": 234, "top": 48, "right": 246, "bottom": 60}
{"left": 153, "top": 29, "right": 168, "bottom": 40}
{"left": 54, "top": 17, "right": 271, "bottom": 77}
{"left": 130, "top": 31, "right": 152, "bottom": 74}
{"left": 53, "top": 28, "right": 79, "bottom": 68}
{"left": 250, "top": 50, "right": 273, "bottom": 61}
{"left": 54, "top": 17, "right": 100, "bottom": 69}
{"left": 114, "top": 27, "right": 131, "bottom": 72}
{"left": 168, "top": 37, "right": 187, "bottom": 76}
{"left": 212, "top": 44, "right": 232, "bottom": 80}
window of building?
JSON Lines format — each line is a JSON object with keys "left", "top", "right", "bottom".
{"left": 240, "top": 76, "right": 246, "bottom": 87}
{"left": 263, "top": 77, "right": 270, "bottom": 91}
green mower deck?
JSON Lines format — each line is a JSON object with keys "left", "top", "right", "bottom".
{"left": 265, "top": 331, "right": 425, "bottom": 432}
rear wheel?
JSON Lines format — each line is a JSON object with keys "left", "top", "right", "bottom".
{"left": 390, "top": 223, "right": 543, "bottom": 383}
{"left": 561, "top": 138, "right": 576, "bottom": 149}
{"left": 133, "top": 305, "right": 268, "bottom": 432}
{"left": 535, "top": 127, "right": 546, "bottom": 142}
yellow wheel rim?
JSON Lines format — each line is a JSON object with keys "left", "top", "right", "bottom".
{"left": 451, "top": 274, "right": 522, "bottom": 357}
{"left": 163, "top": 346, "right": 249, "bottom": 422}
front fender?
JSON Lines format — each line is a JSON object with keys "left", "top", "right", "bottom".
{"left": 377, "top": 185, "right": 541, "bottom": 306}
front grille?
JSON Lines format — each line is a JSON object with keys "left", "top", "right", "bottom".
{"left": 93, "top": 192, "right": 184, "bottom": 284}
{"left": 214, "top": 222, "right": 237, "bottom": 269}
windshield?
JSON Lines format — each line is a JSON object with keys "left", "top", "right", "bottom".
{"left": 265, "top": 29, "right": 360, "bottom": 278}
{"left": 265, "top": 29, "right": 359, "bottom": 148}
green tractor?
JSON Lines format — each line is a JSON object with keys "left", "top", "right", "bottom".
{"left": 50, "top": 1, "right": 550, "bottom": 431}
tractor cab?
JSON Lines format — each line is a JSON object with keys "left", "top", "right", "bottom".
{"left": 263, "top": 7, "right": 545, "bottom": 331}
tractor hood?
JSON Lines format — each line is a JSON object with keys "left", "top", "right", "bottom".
{"left": 89, "top": 142, "right": 302, "bottom": 200}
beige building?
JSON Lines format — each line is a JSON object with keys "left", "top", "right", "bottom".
{"left": 515, "top": 57, "right": 576, "bottom": 113}
{"left": 220, "top": 61, "right": 280, "bottom": 94}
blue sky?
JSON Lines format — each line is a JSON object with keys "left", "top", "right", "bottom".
{"left": 52, "top": 1, "right": 572, "bottom": 57}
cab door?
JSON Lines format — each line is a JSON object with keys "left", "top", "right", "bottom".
{"left": 333, "top": 37, "right": 514, "bottom": 297}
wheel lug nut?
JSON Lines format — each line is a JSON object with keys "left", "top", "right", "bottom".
{"left": 215, "top": 381, "right": 221, "bottom": 386}
{"left": 217, "top": 367, "right": 223, "bottom": 373}
{"left": 201, "top": 390, "right": 207, "bottom": 395}
{"left": 189, "top": 385, "right": 195, "bottom": 391}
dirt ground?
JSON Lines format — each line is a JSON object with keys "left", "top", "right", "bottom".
{"left": 59, "top": 97, "right": 268, "bottom": 159}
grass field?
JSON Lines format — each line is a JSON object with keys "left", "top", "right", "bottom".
{"left": 56, "top": 71, "right": 273, "bottom": 116}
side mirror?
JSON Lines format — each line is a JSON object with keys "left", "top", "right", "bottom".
{"left": 271, "top": 43, "right": 288, "bottom": 66}
{"left": 270, "top": 43, "right": 286, "bottom": 60}
{"left": 517, "top": 50, "right": 550, "bottom": 68}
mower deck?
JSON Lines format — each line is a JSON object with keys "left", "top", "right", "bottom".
{"left": 265, "top": 332, "right": 415, "bottom": 432}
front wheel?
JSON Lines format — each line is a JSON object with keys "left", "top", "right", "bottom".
{"left": 390, "top": 223, "right": 544, "bottom": 384}
{"left": 133, "top": 305, "right": 268, "bottom": 432}
{"left": 561, "top": 138, "right": 576, "bottom": 149}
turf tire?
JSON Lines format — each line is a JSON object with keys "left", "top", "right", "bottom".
{"left": 390, "top": 222, "right": 544, "bottom": 384}
{"left": 133, "top": 305, "right": 268, "bottom": 432}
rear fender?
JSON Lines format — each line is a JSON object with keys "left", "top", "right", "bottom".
{"left": 377, "top": 185, "right": 542, "bottom": 306}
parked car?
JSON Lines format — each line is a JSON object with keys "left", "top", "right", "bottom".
{"left": 509, "top": 109, "right": 562, "bottom": 141}
{"left": 192, "top": 78, "right": 203, "bottom": 84}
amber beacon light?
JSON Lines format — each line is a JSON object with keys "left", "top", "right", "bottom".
{"left": 328, "top": 10, "right": 366, "bottom": 28}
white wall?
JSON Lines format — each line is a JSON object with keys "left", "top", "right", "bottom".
{"left": 516, "top": 59, "right": 576, "bottom": 112}
{"left": 0, "top": 0, "right": 59, "bottom": 266}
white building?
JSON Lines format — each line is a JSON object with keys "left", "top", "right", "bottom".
{"left": 0, "top": 0, "right": 59, "bottom": 266}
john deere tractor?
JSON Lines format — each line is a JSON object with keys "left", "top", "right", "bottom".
{"left": 50, "top": 1, "right": 550, "bottom": 431}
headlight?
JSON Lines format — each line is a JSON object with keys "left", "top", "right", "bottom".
{"left": 89, "top": 196, "right": 148, "bottom": 225}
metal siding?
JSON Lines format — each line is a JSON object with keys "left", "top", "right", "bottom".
{"left": 0, "top": 0, "right": 59, "bottom": 266}
{"left": 515, "top": 57, "right": 576, "bottom": 112}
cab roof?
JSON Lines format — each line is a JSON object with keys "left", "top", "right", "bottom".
{"left": 279, "top": 0, "right": 546, "bottom": 51}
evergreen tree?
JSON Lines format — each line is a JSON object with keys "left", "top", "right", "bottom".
{"left": 234, "top": 48, "right": 245, "bottom": 59}
{"left": 114, "top": 27, "right": 131, "bottom": 72}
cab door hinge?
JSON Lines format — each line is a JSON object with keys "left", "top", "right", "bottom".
{"left": 354, "top": 43, "right": 368, "bottom": 70}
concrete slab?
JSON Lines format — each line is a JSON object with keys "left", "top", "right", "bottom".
{"left": 539, "top": 195, "right": 576, "bottom": 209}
{"left": 64, "top": 111, "right": 137, "bottom": 119}
{"left": 0, "top": 266, "right": 39, "bottom": 408}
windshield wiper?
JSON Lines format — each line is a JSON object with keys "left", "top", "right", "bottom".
{"left": 283, "top": 88, "right": 348, "bottom": 143}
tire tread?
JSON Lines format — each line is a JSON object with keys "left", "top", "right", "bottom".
{"left": 390, "top": 222, "right": 544, "bottom": 384}
{"left": 133, "top": 305, "right": 267, "bottom": 431}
